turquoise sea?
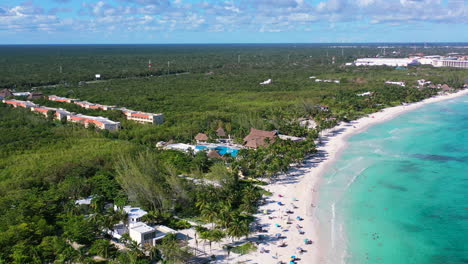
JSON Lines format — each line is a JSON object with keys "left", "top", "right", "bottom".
{"left": 317, "top": 95, "right": 468, "bottom": 264}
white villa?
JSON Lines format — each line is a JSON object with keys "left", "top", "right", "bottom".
{"left": 109, "top": 205, "right": 177, "bottom": 246}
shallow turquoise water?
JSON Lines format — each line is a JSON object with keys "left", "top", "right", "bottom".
{"left": 317, "top": 95, "right": 468, "bottom": 264}
{"left": 195, "top": 145, "right": 239, "bottom": 157}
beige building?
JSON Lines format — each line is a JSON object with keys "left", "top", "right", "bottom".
{"left": 122, "top": 109, "right": 164, "bottom": 124}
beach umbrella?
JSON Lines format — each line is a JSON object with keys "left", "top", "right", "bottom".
{"left": 277, "top": 202, "right": 282, "bottom": 205}
{"left": 275, "top": 233, "right": 281, "bottom": 238}
{"left": 263, "top": 209, "right": 268, "bottom": 214}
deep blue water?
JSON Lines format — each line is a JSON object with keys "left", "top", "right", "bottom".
{"left": 317, "top": 95, "right": 468, "bottom": 264}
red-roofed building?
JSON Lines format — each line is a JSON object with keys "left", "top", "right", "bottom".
{"left": 121, "top": 109, "right": 164, "bottom": 124}
{"left": 3, "top": 99, "right": 37, "bottom": 109}
{"left": 68, "top": 114, "right": 120, "bottom": 131}
{"left": 48, "top": 95, "right": 79, "bottom": 103}
{"left": 31, "top": 106, "right": 54, "bottom": 117}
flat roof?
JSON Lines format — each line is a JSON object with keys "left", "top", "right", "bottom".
{"left": 71, "top": 114, "right": 120, "bottom": 125}
{"left": 123, "top": 206, "right": 148, "bottom": 219}
{"left": 130, "top": 223, "right": 155, "bottom": 234}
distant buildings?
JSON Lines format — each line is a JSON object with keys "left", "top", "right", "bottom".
{"left": 352, "top": 56, "right": 468, "bottom": 69}
{"left": 385, "top": 81, "right": 406, "bottom": 87}
{"left": 27, "top": 92, "right": 43, "bottom": 100}
{"left": 3, "top": 99, "right": 37, "bottom": 108}
{"left": 260, "top": 79, "right": 272, "bottom": 85}
{"left": 354, "top": 58, "right": 415, "bottom": 67}
{"left": 0, "top": 89, "right": 13, "bottom": 99}
{"left": 12, "top": 92, "right": 31, "bottom": 97}
{"left": 433, "top": 59, "right": 468, "bottom": 68}
{"left": 2, "top": 99, "right": 119, "bottom": 131}
{"left": 357, "top": 92, "right": 373, "bottom": 96}
{"left": 74, "top": 101, "right": 116, "bottom": 111}
{"left": 315, "top": 79, "right": 340, "bottom": 84}
{"left": 48, "top": 95, "right": 79, "bottom": 103}
{"left": 47, "top": 95, "right": 164, "bottom": 125}
{"left": 319, "top": 105, "right": 329, "bottom": 111}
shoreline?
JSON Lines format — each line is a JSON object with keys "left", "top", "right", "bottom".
{"left": 238, "top": 89, "right": 468, "bottom": 264}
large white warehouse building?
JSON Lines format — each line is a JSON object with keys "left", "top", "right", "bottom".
{"left": 433, "top": 60, "right": 468, "bottom": 69}
{"left": 354, "top": 58, "right": 417, "bottom": 67}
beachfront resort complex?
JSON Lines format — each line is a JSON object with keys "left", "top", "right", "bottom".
{"left": 1, "top": 41, "right": 467, "bottom": 264}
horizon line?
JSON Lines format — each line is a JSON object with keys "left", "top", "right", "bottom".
{"left": 1, "top": 42, "right": 468, "bottom": 46}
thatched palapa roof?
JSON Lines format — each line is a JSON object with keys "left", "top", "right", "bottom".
{"left": 243, "top": 128, "right": 277, "bottom": 148}
{"left": 195, "top": 133, "right": 208, "bottom": 141}
{"left": 216, "top": 127, "right": 226, "bottom": 137}
{"left": 207, "top": 149, "right": 222, "bottom": 159}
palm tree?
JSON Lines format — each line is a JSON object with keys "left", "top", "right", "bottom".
{"left": 201, "top": 203, "right": 218, "bottom": 228}
{"left": 226, "top": 214, "right": 250, "bottom": 241}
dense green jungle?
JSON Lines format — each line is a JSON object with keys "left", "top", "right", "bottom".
{"left": 0, "top": 44, "right": 467, "bottom": 263}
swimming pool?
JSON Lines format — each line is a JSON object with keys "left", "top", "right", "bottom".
{"left": 195, "top": 145, "right": 239, "bottom": 157}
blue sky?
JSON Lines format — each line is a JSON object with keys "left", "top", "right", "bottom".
{"left": 0, "top": 0, "right": 467, "bottom": 44}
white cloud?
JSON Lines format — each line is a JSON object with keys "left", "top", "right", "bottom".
{"left": 0, "top": 0, "right": 466, "bottom": 38}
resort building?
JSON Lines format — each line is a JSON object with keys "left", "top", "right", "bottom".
{"left": 55, "top": 109, "right": 73, "bottom": 120}
{"left": 109, "top": 205, "right": 177, "bottom": 246}
{"left": 128, "top": 223, "right": 177, "bottom": 246}
{"left": 74, "top": 101, "right": 115, "bottom": 111}
{"left": 216, "top": 127, "right": 226, "bottom": 138}
{"left": 244, "top": 128, "right": 277, "bottom": 148}
{"left": 129, "top": 223, "right": 157, "bottom": 246}
{"left": 317, "top": 105, "right": 329, "bottom": 111}
{"left": 121, "top": 109, "right": 164, "bottom": 124}
{"left": 3, "top": 99, "right": 37, "bottom": 109}
{"left": 48, "top": 95, "right": 80, "bottom": 103}
{"left": 67, "top": 114, "right": 120, "bottom": 131}
{"left": 13, "top": 92, "right": 31, "bottom": 97}
{"left": 0, "top": 89, "right": 13, "bottom": 99}
{"left": 385, "top": 81, "right": 406, "bottom": 87}
{"left": 30, "top": 106, "right": 56, "bottom": 117}
{"left": 27, "top": 92, "right": 43, "bottom": 100}
{"left": 121, "top": 206, "right": 148, "bottom": 224}
{"left": 195, "top": 133, "right": 208, "bottom": 143}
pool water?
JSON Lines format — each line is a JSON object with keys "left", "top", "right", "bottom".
{"left": 195, "top": 145, "right": 239, "bottom": 157}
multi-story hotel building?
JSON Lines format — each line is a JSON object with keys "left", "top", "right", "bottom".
{"left": 67, "top": 114, "right": 120, "bottom": 131}
{"left": 2, "top": 99, "right": 37, "bottom": 108}
{"left": 121, "top": 109, "right": 164, "bottom": 124}
{"left": 48, "top": 95, "right": 80, "bottom": 103}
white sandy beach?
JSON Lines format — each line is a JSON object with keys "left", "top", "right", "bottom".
{"left": 179, "top": 89, "right": 468, "bottom": 264}
{"left": 233, "top": 89, "right": 468, "bottom": 264}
